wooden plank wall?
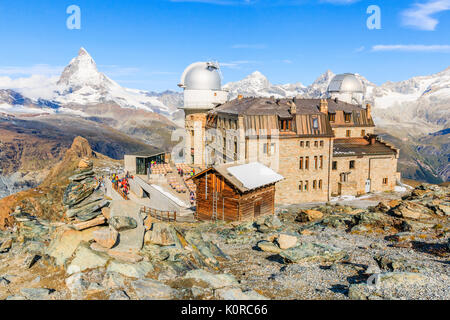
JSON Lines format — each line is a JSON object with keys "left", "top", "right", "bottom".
{"left": 194, "top": 172, "right": 240, "bottom": 222}
{"left": 194, "top": 172, "right": 276, "bottom": 222}
{"left": 239, "top": 186, "right": 275, "bottom": 221}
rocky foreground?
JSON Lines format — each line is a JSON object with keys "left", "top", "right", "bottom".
{"left": 0, "top": 156, "right": 449, "bottom": 300}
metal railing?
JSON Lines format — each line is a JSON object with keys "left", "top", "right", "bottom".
{"left": 140, "top": 206, "right": 177, "bottom": 222}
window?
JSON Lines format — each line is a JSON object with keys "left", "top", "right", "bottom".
{"left": 304, "top": 181, "right": 309, "bottom": 191}
{"left": 332, "top": 161, "right": 338, "bottom": 170}
{"left": 280, "top": 119, "right": 293, "bottom": 132}
{"left": 349, "top": 160, "right": 355, "bottom": 169}
{"left": 314, "top": 141, "right": 319, "bottom": 148}
{"left": 299, "top": 157, "right": 304, "bottom": 169}
{"left": 263, "top": 143, "right": 268, "bottom": 155}
{"left": 223, "top": 137, "right": 226, "bottom": 148}
{"left": 305, "top": 157, "right": 310, "bottom": 170}
{"left": 329, "top": 113, "right": 335, "bottom": 122}
{"left": 299, "top": 181, "right": 303, "bottom": 191}
{"left": 313, "top": 180, "right": 317, "bottom": 190}
{"left": 306, "top": 141, "right": 310, "bottom": 148}
{"left": 300, "top": 141, "right": 304, "bottom": 147}
{"left": 344, "top": 113, "right": 352, "bottom": 122}
{"left": 270, "top": 143, "right": 276, "bottom": 155}
{"left": 314, "top": 156, "right": 318, "bottom": 169}
{"left": 346, "top": 130, "right": 351, "bottom": 138}
{"left": 383, "top": 178, "right": 388, "bottom": 185}
{"left": 319, "top": 180, "right": 323, "bottom": 189}
{"left": 319, "top": 156, "right": 324, "bottom": 169}
{"left": 320, "top": 141, "right": 324, "bottom": 148}
{"left": 234, "top": 139, "right": 238, "bottom": 154}
{"left": 361, "top": 129, "right": 366, "bottom": 137}
{"left": 312, "top": 118, "right": 319, "bottom": 129}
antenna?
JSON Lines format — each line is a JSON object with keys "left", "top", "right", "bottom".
{"left": 206, "top": 59, "right": 223, "bottom": 82}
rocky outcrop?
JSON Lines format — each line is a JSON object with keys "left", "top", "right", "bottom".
{"left": 279, "top": 243, "right": 348, "bottom": 264}
{"left": 109, "top": 216, "right": 138, "bottom": 232}
{"left": 63, "top": 158, "right": 109, "bottom": 223}
{"left": 296, "top": 210, "right": 323, "bottom": 222}
{"left": 348, "top": 272, "right": 429, "bottom": 300}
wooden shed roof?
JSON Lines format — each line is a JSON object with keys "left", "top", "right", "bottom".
{"left": 191, "top": 162, "right": 284, "bottom": 194}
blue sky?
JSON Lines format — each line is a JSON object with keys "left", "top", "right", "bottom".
{"left": 0, "top": 0, "right": 449, "bottom": 91}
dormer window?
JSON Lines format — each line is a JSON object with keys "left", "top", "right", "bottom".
{"left": 328, "top": 113, "right": 335, "bottom": 122}
{"left": 280, "top": 119, "right": 293, "bottom": 132}
{"left": 312, "top": 118, "right": 319, "bottom": 129}
{"left": 344, "top": 112, "right": 352, "bottom": 123}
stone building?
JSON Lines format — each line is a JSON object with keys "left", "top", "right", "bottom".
{"left": 178, "top": 62, "right": 227, "bottom": 167}
{"left": 178, "top": 69, "right": 400, "bottom": 205}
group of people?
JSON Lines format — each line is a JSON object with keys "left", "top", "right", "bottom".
{"left": 111, "top": 173, "right": 131, "bottom": 197}
{"left": 177, "top": 167, "right": 196, "bottom": 177}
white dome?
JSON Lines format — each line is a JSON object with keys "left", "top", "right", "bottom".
{"left": 328, "top": 73, "right": 364, "bottom": 93}
{"left": 179, "top": 62, "right": 222, "bottom": 90}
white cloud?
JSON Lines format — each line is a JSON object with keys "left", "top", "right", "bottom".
{"left": 355, "top": 46, "right": 365, "bottom": 52}
{"left": 220, "top": 60, "right": 260, "bottom": 69}
{"left": 372, "top": 44, "right": 450, "bottom": 52}
{"left": 0, "top": 75, "right": 59, "bottom": 100}
{"left": 401, "top": 0, "right": 450, "bottom": 31}
{"left": 0, "top": 64, "right": 63, "bottom": 77}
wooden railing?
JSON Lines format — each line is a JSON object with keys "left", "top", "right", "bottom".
{"left": 112, "top": 181, "right": 129, "bottom": 200}
{"left": 140, "top": 206, "right": 176, "bottom": 222}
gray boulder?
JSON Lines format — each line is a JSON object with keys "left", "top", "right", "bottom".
{"left": 131, "top": 279, "right": 176, "bottom": 300}
{"left": 279, "top": 242, "right": 348, "bottom": 264}
{"left": 109, "top": 216, "right": 138, "bottom": 232}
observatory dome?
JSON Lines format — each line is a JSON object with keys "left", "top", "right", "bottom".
{"left": 327, "top": 73, "right": 364, "bottom": 94}
{"left": 180, "top": 62, "right": 222, "bottom": 91}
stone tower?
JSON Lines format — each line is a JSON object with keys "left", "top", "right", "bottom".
{"left": 178, "top": 62, "right": 228, "bottom": 167}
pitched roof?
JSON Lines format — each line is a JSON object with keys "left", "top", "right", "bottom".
{"left": 226, "top": 162, "right": 284, "bottom": 191}
{"left": 333, "top": 138, "right": 398, "bottom": 157}
{"left": 192, "top": 162, "right": 284, "bottom": 193}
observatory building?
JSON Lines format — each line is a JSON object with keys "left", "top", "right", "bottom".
{"left": 327, "top": 73, "right": 364, "bottom": 105}
{"left": 178, "top": 65, "right": 400, "bottom": 205}
{"left": 178, "top": 62, "right": 228, "bottom": 166}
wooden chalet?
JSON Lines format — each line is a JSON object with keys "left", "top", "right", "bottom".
{"left": 191, "top": 162, "right": 284, "bottom": 222}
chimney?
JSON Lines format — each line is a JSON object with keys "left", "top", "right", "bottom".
{"left": 288, "top": 101, "right": 297, "bottom": 115}
{"left": 368, "top": 134, "right": 377, "bottom": 145}
{"left": 319, "top": 99, "right": 328, "bottom": 114}
{"left": 238, "top": 94, "right": 244, "bottom": 100}
{"left": 366, "top": 103, "right": 372, "bottom": 119}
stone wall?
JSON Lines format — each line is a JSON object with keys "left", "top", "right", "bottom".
{"left": 330, "top": 155, "right": 399, "bottom": 196}
{"left": 332, "top": 127, "right": 374, "bottom": 139}
{"left": 184, "top": 111, "right": 208, "bottom": 167}
{"left": 275, "top": 137, "right": 333, "bottom": 204}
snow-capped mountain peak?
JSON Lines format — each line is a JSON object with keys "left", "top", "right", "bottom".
{"left": 224, "top": 70, "right": 306, "bottom": 99}
{"left": 57, "top": 47, "right": 117, "bottom": 90}
{"left": 51, "top": 47, "right": 173, "bottom": 115}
